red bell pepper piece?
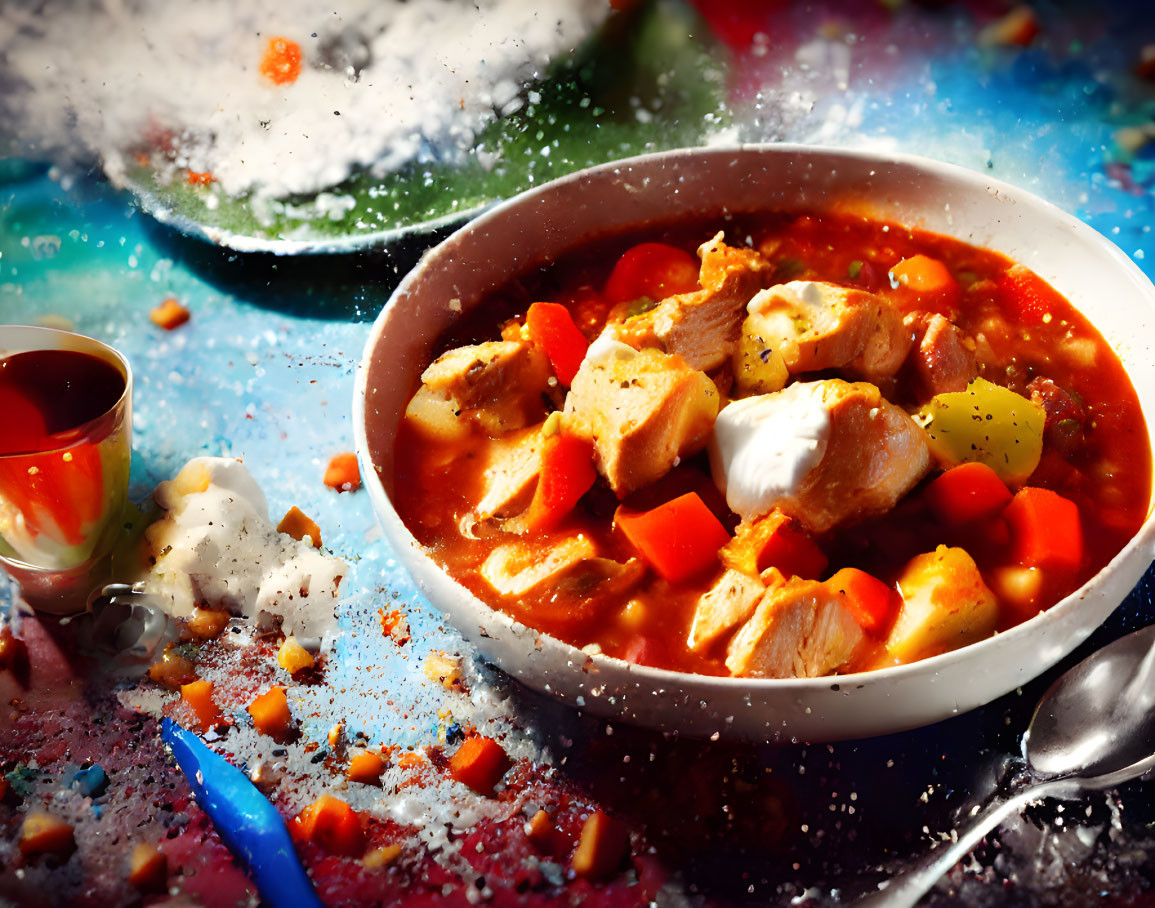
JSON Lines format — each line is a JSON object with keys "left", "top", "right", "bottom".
{"left": 997, "top": 264, "right": 1066, "bottom": 327}
{"left": 924, "top": 462, "right": 1013, "bottom": 526}
{"left": 753, "top": 514, "right": 828, "bottom": 579}
{"left": 826, "top": 567, "right": 900, "bottom": 636}
{"left": 1004, "top": 487, "right": 1084, "bottom": 573}
{"left": 521, "top": 433, "right": 596, "bottom": 533}
{"left": 614, "top": 492, "right": 730, "bottom": 583}
{"left": 620, "top": 635, "right": 665, "bottom": 668}
{"left": 604, "top": 242, "right": 699, "bottom": 304}
{"left": 890, "top": 254, "right": 960, "bottom": 317}
{"left": 524, "top": 302, "right": 589, "bottom": 386}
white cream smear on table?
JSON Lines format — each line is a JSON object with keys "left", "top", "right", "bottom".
{"left": 0, "top": 0, "right": 606, "bottom": 202}
{"left": 141, "top": 456, "right": 344, "bottom": 639}
{"left": 709, "top": 382, "right": 831, "bottom": 522}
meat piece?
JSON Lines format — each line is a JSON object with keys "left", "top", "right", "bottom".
{"left": 564, "top": 339, "right": 719, "bottom": 497}
{"left": 744, "top": 281, "right": 911, "bottom": 383}
{"left": 419, "top": 340, "right": 551, "bottom": 435}
{"left": 480, "top": 534, "right": 643, "bottom": 599}
{"left": 687, "top": 567, "right": 769, "bottom": 653}
{"left": 725, "top": 576, "right": 865, "bottom": 678}
{"left": 475, "top": 427, "right": 545, "bottom": 519}
{"left": 610, "top": 233, "right": 771, "bottom": 371}
{"left": 884, "top": 545, "right": 998, "bottom": 663}
{"left": 710, "top": 379, "right": 931, "bottom": 533}
{"left": 907, "top": 312, "right": 977, "bottom": 400}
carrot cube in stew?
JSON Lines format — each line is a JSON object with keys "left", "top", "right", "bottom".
{"left": 449, "top": 734, "right": 511, "bottom": 796}
{"left": 890, "top": 255, "right": 960, "bottom": 316}
{"left": 1004, "top": 487, "right": 1084, "bottom": 573}
{"left": 525, "top": 302, "right": 589, "bottom": 386}
{"left": 615, "top": 492, "right": 730, "bottom": 583}
{"left": 571, "top": 810, "right": 630, "bottom": 881}
{"left": 248, "top": 685, "right": 294, "bottom": 741}
{"left": 293, "top": 795, "right": 365, "bottom": 856}
{"left": 826, "top": 567, "right": 900, "bottom": 635}
{"left": 924, "top": 462, "right": 1013, "bottom": 526}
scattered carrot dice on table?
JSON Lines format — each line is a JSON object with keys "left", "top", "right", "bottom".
{"left": 185, "top": 607, "right": 230, "bottom": 640}
{"left": 180, "top": 679, "right": 221, "bottom": 731}
{"left": 185, "top": 170, "right": 214, "bottom": 185}
{"left": 525, "top": 809, "right": 553, "bottom": 848}
{"left": 346, "top": 750, "right": 387, "bottom": 786}
{"left": 449, "top": 734, "right": 511, "bottom": 796}
{"left": 362, "top": 843, "right": 403, "bottom": 869}
{"left": 148, "top": 647, "right": 197, "bottom": 688}
{"left": 571, "top": 810, "right": 629, "bottom": 881}
{"left": 150, "top": 298, "right": 190, "bottom": 330}
{"left": 293, "top": 795, "right": 364, "bottom": 856}
{"left": 277, "top": 506, "right": 323, "bottom": 547}
{"left": 323, "top": 452, "right": 361, "bottom": 492}
{"left": 423, "top": 651, "right": 462, "bottom": 689}
{"left": 128, "top": 842, "right": 167, "bottom": 892}
{"left": 260, "top": 36, "right": 302, "bottom": 85}
{"left": 248, "top": 686, "right": 294, "bottom": 741}
{"left": 277, "top": 636, "right": 315, "bottom": 675}
{"left": 18, "top": 811, "right": 75, "bottom": 857}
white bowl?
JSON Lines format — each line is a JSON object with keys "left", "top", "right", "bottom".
{"left": 353, "top": 145, "right": 1155, "bottom": 742}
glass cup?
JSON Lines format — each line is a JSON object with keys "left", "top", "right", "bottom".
{"left": 0, "top": 326, "right": 133, "bottom": 614}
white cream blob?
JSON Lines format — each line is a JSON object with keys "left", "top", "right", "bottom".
{"left": 747, "top": 280, "right": 831, "bottom": 316}
{"left": 709, "top": 382, "right": 831, "bottom": 521}
{"left": 581, "top": 333, "right": 639, "bottom": 367}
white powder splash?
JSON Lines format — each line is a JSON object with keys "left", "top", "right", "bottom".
{"left": 0, "top": 0, "right": 606, "bottom": 202}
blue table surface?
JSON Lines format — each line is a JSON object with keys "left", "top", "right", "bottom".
{"left": 1, "top": 2, "right": 1154, "bottom": 904}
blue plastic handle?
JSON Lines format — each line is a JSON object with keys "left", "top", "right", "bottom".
{"left": 162, "top": 718, "right": 324, "bottom": 908}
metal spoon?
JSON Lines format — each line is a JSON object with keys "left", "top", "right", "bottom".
{"left": 861, "top": 623, "right": 1155, "bottom": 907}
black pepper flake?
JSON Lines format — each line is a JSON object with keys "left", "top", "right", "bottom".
{"left": 334, "top": 110, "right": 341, "bottom": 116}
{"left": 310, "top": 748, "right": 330, "bottom": 764}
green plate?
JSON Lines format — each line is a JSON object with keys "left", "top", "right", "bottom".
{"left": 120, "top": 0, "right": 729, "bottom": 255}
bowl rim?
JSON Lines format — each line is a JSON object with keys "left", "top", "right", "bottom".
{"left": 353, "top": 142, "right": 1155, "bottom": 702}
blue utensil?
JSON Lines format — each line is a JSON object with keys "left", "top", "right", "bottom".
{"left": 161, "top": 718, "right": 324, "bottom": 908}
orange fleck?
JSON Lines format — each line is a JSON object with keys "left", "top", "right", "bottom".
{"left": 277, "top": 506, "right": 322, "bottom": 548}
{"left": 260, "top": 36, "right": 303, "bottom": 85}
{"left": 323, "top": 452, "right": 361, "bottom": 492}
{"left": 379, "top": 608, "right": 410, "bottom": 645}
{"left": 185, "top": 170, "right": 214, "bottom": 185}
{"left": 150, "top": 298, "right": 190, "bottom": 331}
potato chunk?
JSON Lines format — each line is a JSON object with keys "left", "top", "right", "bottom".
{"left": 475, "top": 427, "right": 545, "bottom": 519}
{"left": 725, "top": 577, "right": 865, "bottom": 678}
{"left": 745, "top": 281, "right": 911, "bottom": 382}
{"left": 418, "top": 340, "right": 551, "bottom": 436}
{"left": 687, "top": 568, "right": 767, "bottom": 653}
{"left": 564, "top": 340, "right": 719, "bottom": 497}
{"left": 885, "top": 545, "right": 998, "bottom": 663}
{"left": 611, "top": 233, "right": 770, "bottom": 371}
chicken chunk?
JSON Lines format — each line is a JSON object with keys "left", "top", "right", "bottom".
{"left": 711, "top": 379, "right": 931, "bottom": 533}
{"left": 609, "top": 233, "right": 771, "bottom": 372}
{"left": 687, "top": 567, "right": 769, "bottom": 653}
{"left": 480, "top": 534, "right": 643, "bottom": 599}
{"left": 725, "top": 576, "right": 866, "bottom": 678}
{"left": 474, "top": 427, "right": 545, "bottom": 519}
{"left": 564, "top": 339, "right": 719, "bottom": 497}
{"left": 418, "top": 340, "right": 551, "bottom": 436}
{"left": 884, "top": 545, "right": 998, "bottom": 663}
{"left": 745, "top": 281, "right": 911, "bottom": 383}
{"left": 907, "top": 312, "right": 977, "bottom": 400}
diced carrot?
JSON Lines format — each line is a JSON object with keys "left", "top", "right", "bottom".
{"left": 248, "top": 686, "right": 294, "bottom": 741}
{"left": 1004, "top": 487, "right": 1084, "bottom": 573}
{"left": 924, "top": 462, "right": 1013, "bottom": 525}
{"left": 293, "top": 795, "right": 364, "bottom": 856}
{"left": 323, "top": 452, "right": 361, "bottom": 492}
{"left": 362, "top": 843, "right": 403, "bottom": 869}
{"left": 148, "top": 646, "right": 197, "bottom": 688}
{"left": 723, "top": 511, "right": 827, "bottom": 579}
{"left": 521, "top": 433, "right": 597, "bottom": 533}
{"left": 19, "top": 811, "right": 75, "bottom": 857}
{"left": 260, "top": 37, "right": 303, "bottom": 85}
{"left": 826, "top": 567, "right": 900, "bottom": 636}
{"left": 128, "top": 842, "right": 168, "bottom": 892}
{"left": 525, "top": 809, "right": 553, "bottom": 848}
{"left": 277, "top": 506, "right": 322, "bottom": 548}
{"left": 185, "top": 170, "right": 214, "bottom": 185}
{"left": 604, "top": 242, "right": 699, "bottom": 304}
{"left": 997, "top": 263, "right": 1066, "bottom": 326}
{"left": 185, "top": 608, "right": 230, "bottom": 640}
{"left": 615, "top": 492, "right": 731, "bottom": 583}
{"left": 449, "top": 734, "right": 511, "bottom": 796}
{"left": 423, "top": 651, "right": 463, "bottom": 689}
{"left": 347, "top": 750, "right": 387, "bottom": 786}
{"left": 525, "top": 302, "right": 590, "bottom": 386}
{"left": 150, "top": 298, "right": 190, "bottom": 330}
{"left": 277, "top": 636, "right": 315, "bottom": 675}
{"left": 396, "top": 751, "right": 425, "bottom": 771}
{"left": 890, "top": 255, "right": 960, "bottom": 317}
{"left": 180, "top": 679, "right": 221, "bottom": 731}
{"left": 571, "top": 810, "right": 630, "bottom": 882}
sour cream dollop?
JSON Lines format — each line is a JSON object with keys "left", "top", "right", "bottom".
{"left": 709, "top": 382, "right": 831, "bottom": 522}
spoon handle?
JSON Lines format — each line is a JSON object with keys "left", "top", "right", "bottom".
{"left": 856, "top": 777, "right": 1078, "bottom": 908}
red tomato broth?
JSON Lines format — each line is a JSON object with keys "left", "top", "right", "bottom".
{"left": 392, "top": 211, "right": 1152, "bottom": 677}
